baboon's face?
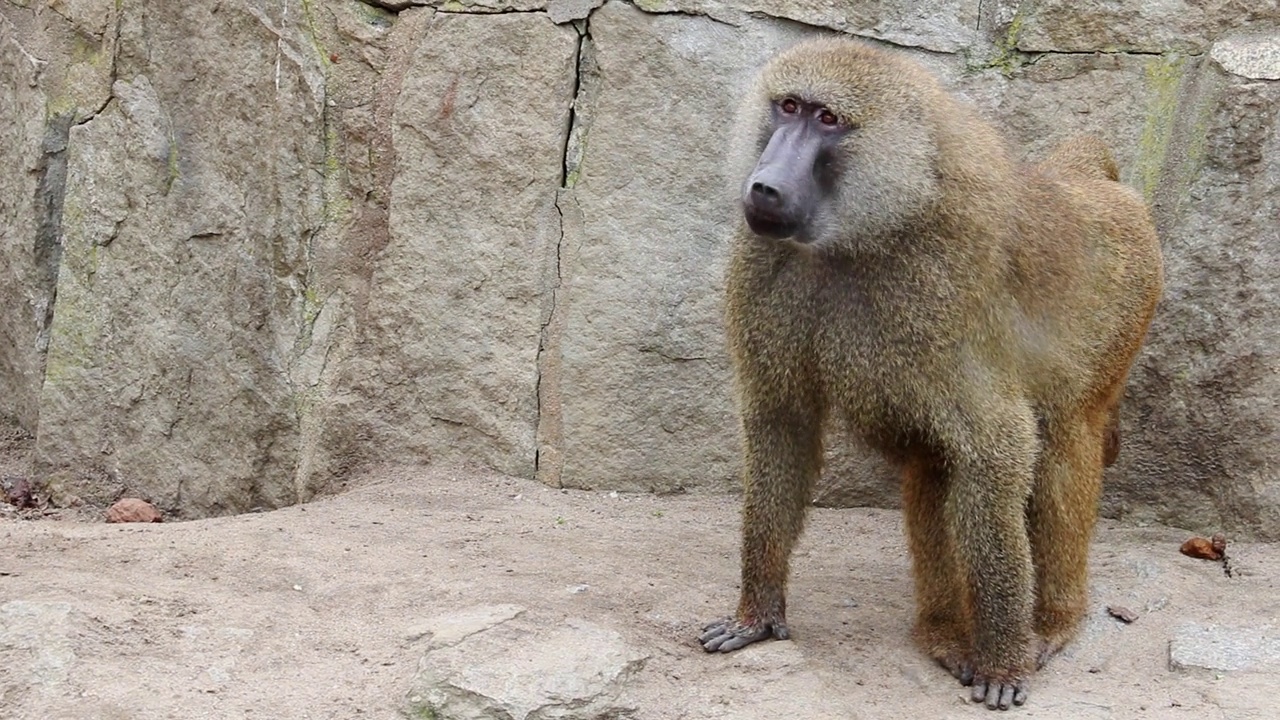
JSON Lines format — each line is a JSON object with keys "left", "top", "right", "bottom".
{"left": 741, "top": 96, "right": 848, "bottom": 241}
{"left": 739, "top": 50, "right": 942, "bottom": 250}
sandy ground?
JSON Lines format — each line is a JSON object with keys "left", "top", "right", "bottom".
{"left": 2, "top": 435, "right": 1278, "bottom": 720}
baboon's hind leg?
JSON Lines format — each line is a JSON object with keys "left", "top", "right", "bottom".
{"left": 1028, "top": 411, "right": 1107, "bottom": 668}
{"left": 1102, "top": 404, "right": 1122, "bottom": 467}
{"left": 903, "top": 458, "right": 974, "bottom": 683}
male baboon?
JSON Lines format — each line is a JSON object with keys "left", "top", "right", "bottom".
{"left": 698, "top": 37, "right": 1164, "bottom": 710}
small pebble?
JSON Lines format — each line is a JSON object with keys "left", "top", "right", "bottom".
{"left": 1107, "top": 605, "right": 1139, "bottom": 624}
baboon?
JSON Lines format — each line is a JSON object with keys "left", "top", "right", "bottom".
{"left": 698, "top": 37, "right": 1164, "bottom": 710}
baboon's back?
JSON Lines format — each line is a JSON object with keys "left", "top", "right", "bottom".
{"left": 1038, "top": 134, "right": 1121, "bottom": 182}
{"left": 1011, "top": 140, "right": 1163, "bottom": 404}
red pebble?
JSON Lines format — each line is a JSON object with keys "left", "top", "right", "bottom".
{"left": 106, "top": 498, "right": 163, "bottom": 523}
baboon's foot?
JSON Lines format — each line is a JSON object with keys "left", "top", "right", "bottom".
{"left": 1035, "top": 636, "right": 1068, "bottom": 670}
{"left": 914, "top": 620, "right": 974, "bottom": 684}
{"left": 1034, "top": 609, "right": 1083, "bottom": 669}
{"left": 698, "top": 615, "right": 789, "bottom": 653}
{"left": 969, "top": 669, "right": 1029, "bottom": 711}
{"left": 935, "top": 650, "right": 976, "bottom": 685}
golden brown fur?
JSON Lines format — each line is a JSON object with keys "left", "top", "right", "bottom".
{"left": 703, "top": 37, "right": 1164, "bottom": 709}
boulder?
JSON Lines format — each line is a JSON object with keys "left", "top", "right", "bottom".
{"left": 105, "top": 498, "right": 162, "bottom": 523}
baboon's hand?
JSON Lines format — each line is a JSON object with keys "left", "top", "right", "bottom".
{"left": 969, "top": 671, "right": 1029, "bottom": 711}
{"left": 698, "top": 616, "right": 789, "bottom": 652}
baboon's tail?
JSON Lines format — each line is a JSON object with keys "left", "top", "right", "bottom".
{"left": 1039, "top": 134, "right": 1120, "bottom": 182}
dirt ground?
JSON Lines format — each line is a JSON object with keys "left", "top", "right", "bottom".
{"left": 2, "top": 435, "right": 1278, "bottom": 720}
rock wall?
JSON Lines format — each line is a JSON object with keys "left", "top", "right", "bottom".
{"left": 1, "top": 0, "right": 1278, "bottom": 537}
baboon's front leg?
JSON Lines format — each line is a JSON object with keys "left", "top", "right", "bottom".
{"left": 943, "top": 416, "right": 1039, "bottom": 711}
{"left": 700, "top": 408, "right": 823, "bottom": 652}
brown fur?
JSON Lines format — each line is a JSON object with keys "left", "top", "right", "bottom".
{"left": 708, "top": 37, "right": 1164, "bottom": 706}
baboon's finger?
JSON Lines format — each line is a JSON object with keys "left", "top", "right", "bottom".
{"left": 697, "top": 618, "right": 776, "bottom": 652}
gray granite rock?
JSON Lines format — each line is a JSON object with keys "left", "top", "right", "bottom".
{"left": 1008, "top": 0, "right": 1280, "bottom": 54}
{"left": 1211, "top": 32, "right": 1280, "bottom": 80}
{"left": 0, "top": 0, "right": 116, "bottom": 433}
{"left": 1170, "top": 623, "right": 1280, "bottom": 673}
{"left": 539, "top": 1, "right": 818, "bottom": 493}
{"left": 1105, "top": 59, "right": 1280, "bottom": 540}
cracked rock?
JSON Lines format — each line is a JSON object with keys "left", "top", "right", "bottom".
{"left": 548, "top": 0, "right": 605, "bottom": 24}
{"left": 405, "top": 603, "right": 525, "bottom": 649}
{"left": 331, "top": 10, "right": 577, "bottom": 485}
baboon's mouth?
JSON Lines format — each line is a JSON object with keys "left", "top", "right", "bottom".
{"left": 744, "top": 208, "right": 801, "bottom": 240}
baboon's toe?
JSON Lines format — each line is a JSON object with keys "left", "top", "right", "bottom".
{"left": 969, "top": 672, "right": 1029, "bottom": 711}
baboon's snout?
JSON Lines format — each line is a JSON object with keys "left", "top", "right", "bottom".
{"left": 743, "top": 171, "right": 805, "bottom": 239}
{"left": 742, "top": 125, "right": 820, "bottom": 240}
{"left": 743, "top": 176, "right": 798, "bottom": 238}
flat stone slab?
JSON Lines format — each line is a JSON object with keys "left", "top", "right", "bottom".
{"left": 407, "top": 614, "right": 648, "bottom": 720}
{"left": 405, "top": 603, "right": 526, "bottom": 650}
{"left": 1169, "top": 623, "right": 1280, "bottom": 673}
{"left": 0, "top": 601, "right": 76, "bottom": 700}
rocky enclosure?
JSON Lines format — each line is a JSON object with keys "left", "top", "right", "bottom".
{"left": 1, "top": 1, "right": 1278, "bottom": 536}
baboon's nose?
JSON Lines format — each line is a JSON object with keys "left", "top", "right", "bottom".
{"left": 749, "top": 181, "right": 783, "bottom": 208}
{"left": 744, "top": 180, "right": 799, "bottom": 239}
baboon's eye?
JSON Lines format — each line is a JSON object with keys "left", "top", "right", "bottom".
{"left": 780, "top": 98, "right": 799, "bottom": 114}
{"left": 819, "top": 109, "right": 838, "bottom": 126}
